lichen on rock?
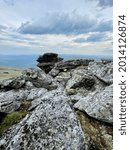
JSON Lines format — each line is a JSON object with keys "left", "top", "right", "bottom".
{"left": 0, "top": 53, "right": 113, "bottom": 150}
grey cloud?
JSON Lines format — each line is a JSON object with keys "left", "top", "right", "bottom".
{"left": 94, "top": 20, "right": 113, "bottom": 32}
{"left": 18, "top": 12, "right": 97, "bottom": 35}
{"left": 86, "top": 0, "right": 113, "bottom": 7}
{"left": 0, "top": 25, "right": 8, "bottom": 30}
{"left": 100, "top": 49, "right": 113, "bottom": 55}
{"left": 74, "top": 38, "right": 88, "bottom": 43}
{"left": 18, "top": 12, "right": 112, "bottom": 35}
{"left": 74, "top": 32, "right": 112, "bottom": 43}
{"left": 3, "top": 0, "right": 14, "bottom": 6}
{"left": 98, "top": 0, "right": 113, "bottom": 7}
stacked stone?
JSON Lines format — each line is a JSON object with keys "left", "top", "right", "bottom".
{"left": 37, "top": 53, "right": 63, "bottom": 73}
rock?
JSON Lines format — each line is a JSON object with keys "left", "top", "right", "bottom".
{"left": 27, "top": 88, "right": 47, "bottom": 100}
{"left": 0, "top": 89, "right": 86, "bottom": 150}
{"left": 37, "top": 53, "right": 63, "bottom": 73}
{"left": 24, "top": 81, "right": 34, "bottom": 90}
{"left": 0, "top": 87, "right": 48, "bottom": 114}
{"left": 66, "top": 69, "right": 95, "bottom": 90}
{"left": 0, "top": 77, "right": 25, "bottom": 91}
{"left": 88, "top": 60, "right": 113, "bottom": 84}
{"left": 22, "top": 68, "right": 57, "bottom": 90}
{"left": 49, "top": 68, "right": 60, "bottom": 77}
{"left": 0, "top": 90, "right": 29, "bottom": 113}
{"left": 55, "top": 71, "right": 71, "bottom": 86}
{"left": 55, "top": 59, "right": 93, "bottom": 70}
{"left": 66, "top": 88, "right": 77, "bottom": 95}
{"left": 74, "top": 85, "right": 113, "bottom": 124}
{"left": 37, "top": 53, "right": 59, "bottom": 63}
{"left": 0, "top": 68, "right": 57, "bottom": 91}
{"left": 0, "top": 57, "right": 113, "bottom": 150}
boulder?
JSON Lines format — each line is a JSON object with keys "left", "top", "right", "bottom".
{"left": 66, "top": 69, "right": 96, "bottom": 91}
{"left": 22, "top": 68, "right": 51, "bottom": 86}
{"left": 0, "top": 90, "right": 29, "bottom": 113}
{"left": 0, "top": 89, "right": 86, "bottom": 150}
{"left": 0, "top": 77, "right": 25, "bottom": 91}
{"left": 37, "top": 53, "right": 63, "bottom": 73}
{"left": 88, "top": 60, "right": 113, "bottom": 84}
{"left": 74, "top": 85, "right": 113, "bottom": 124}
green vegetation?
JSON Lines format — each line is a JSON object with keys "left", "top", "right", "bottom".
{"left": 0, "top": 100, "right": 31, "bottom": 136}
{"left": 0, "top": 111, "right": 27, "bottom": 136}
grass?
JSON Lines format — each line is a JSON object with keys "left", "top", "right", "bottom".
{"left": 0, "top": 67, "right": 23, "bottom": 81}
{"left": 0, "top": 111, "right": 27, "bottom": 136}
{"left": 0, "top": 100, "right": 31, "bottom": 136}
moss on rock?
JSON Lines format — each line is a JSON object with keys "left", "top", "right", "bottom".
{"left": 0, "top": 111, "right": 27, "bottom": 136}
{"left": 0, "top": 100, "right": 31, "bottom": 136}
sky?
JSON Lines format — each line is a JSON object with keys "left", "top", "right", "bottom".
{"left": 0, "top": 0, "right": 113, "bottom": 56}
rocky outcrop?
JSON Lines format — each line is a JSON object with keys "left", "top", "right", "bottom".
{"left": 0, "top": 68, "right": 58, "bottom": 91}
{"left": 37, "top": 53, "right": 63, "bottom": 73}
{"left": 0, "top": 89, "right": 86, "bottom": 150}
{"left": 0, "top": 55, "right": 113, "bottom": 150}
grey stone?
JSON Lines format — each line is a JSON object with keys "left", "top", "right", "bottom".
{"left": 0, "top": 59, "right": 113, "bottom": 150}
{"left": 74, "top": 85, "right": 113, "bottom": 124}
{"left": 0, "top": 90, "right": 29, "bottom": 113}
{"left": 88, "top": 60, "right": 113, "bottom": 84}
{"left": 55, "top": 59, "right": 93, "bottom": 70}
{"left": 0, "top": 89, "right": 86, "bottom": 150}
{"left": 0, "top": 77, "right": 25, "bottom": 90}
{"left": 66, "top": 69, "right": 95, "bottom": 90}
{"left": 49, "top": 68, "right": 60, "bottom": 77}
{"left": 37, "top": 53, "right": 63, "bottom": 73}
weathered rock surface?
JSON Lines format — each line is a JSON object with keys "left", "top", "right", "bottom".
{"left": 0, "top": 68, "right": 58, "bottom": 91}
{"left": 88, "top": 60, "right": 113, "bottom": 84}
{"left": 0, "top": 56, "right": 113, "bottom": 150}
{"left": 55, "top": 59, "right": 93, "bottom": 70}
{"left": 0, "top": 89, "right": 86, "bottom": 150}
{"left": 74, "top": 85, "right": 113, "bottom": 124}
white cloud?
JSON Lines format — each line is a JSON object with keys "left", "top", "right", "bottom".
{"left": 0, "top": 0, "right": 113, "bottom": 56}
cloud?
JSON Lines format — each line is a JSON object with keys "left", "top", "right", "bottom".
{"left": 0, "top": 0, "right": 113, "bottom": 56}
{"left": 86, "top": 0, "right": 113, "bottom": 8}
{"left": 18, "top": 12, "right": 97, "bottom": 35}
{"left": 74, "top": 32, "right": 112, "bottom": 43}
{"left": 98, "top": 0, "right": 113, "bottom": 7}
{"left": 3, "top": 0, "right": 14, "bottom": 6}
{"left": 94, "top": 20, "right": 113, "bottom": 32}
{"left": 0, "top": 25, "right": 7, "bottom": 30}
{"left": 18, "top": 12, "right": 112, "bottom": 35}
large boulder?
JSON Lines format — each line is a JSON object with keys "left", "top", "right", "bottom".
{"left": 74, "top": 85, "right": 113, "bottom": 124}
{"left": 0, "top": 89, "right": 87, "bottom": 150}
{"left": 88, "top": 60, "right": 113, "bottom": 84}
{"left": 37, "top": 53, "right": 63, "bottom": 73}
{"left": 0, "top": 87, "right": 48, "bottom": 114}
{"left": 0, "top": 90, "right": 29, "bottom": 113}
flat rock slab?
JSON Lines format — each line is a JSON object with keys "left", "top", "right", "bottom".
{"left": 74, "top": 85, "right": 113, "bottom": 124}
{"left": 88, "top": 61, "right": 113, "bottom": 84}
